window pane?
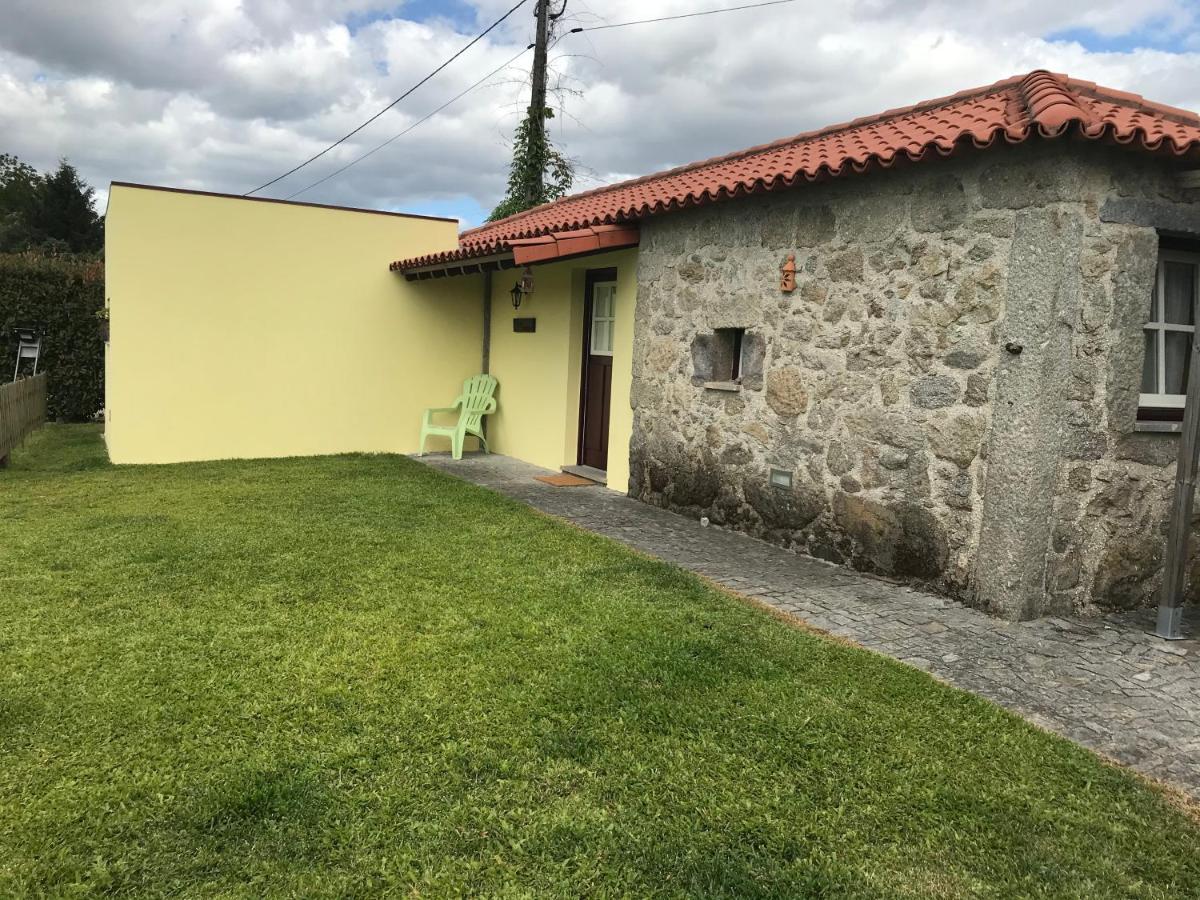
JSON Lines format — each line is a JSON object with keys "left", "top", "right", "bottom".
{"left": 591, "top": 318, "right": 612, "bottom": 353}
{"left": 590, "top": 285, "right": 616, "bottom": 353}
{"left": 594, "top": 285, "right": 614, "bottom": 319}
{"left": 1142, "top": 330, "right": 1158, "bottom": 393}
{"left": 1165, "top": 330, "right": 1192, "bottom": 395}
{"left": 1164, "top": 262, "right": 1195, "bottom": 325}
{"left": 1150, "top": 270, "right": 1159, "bottom": 320}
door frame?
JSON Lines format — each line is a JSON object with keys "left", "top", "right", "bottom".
{"left": 577, "top": 267, "right": 619, "bottom": 468}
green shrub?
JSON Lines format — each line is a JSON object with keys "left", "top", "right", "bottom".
{"left": 0, "top": 252, "right": 104, "bottom": 421}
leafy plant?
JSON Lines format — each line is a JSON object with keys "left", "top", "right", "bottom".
{"left": 0, "top": 252, "right": 105, "bottom": 420}
{"left": 0, "top": 155, "right": 103, "bottom": 254}
{"left": 488, "top": 106, "right": 575, "bottom": 222}
{"left": 0, "top": 154, "right": 40, "bottom": 253}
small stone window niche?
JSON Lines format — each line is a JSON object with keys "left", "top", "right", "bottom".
{"left": 691, "top": 328, "right": 764, "bottom": 391}
{"left": 715, "top": 328, "right": 744, "bottom": 383}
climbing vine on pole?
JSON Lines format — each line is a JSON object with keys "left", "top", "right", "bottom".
{"left": 488, "top": 106, "right": 575, "bottom": 222}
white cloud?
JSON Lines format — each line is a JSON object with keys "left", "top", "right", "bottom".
{"left": 0, "top": 0, "right": 1197, "bottom": 223}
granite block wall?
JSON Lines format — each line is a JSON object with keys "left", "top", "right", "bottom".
{"left": 628, "top": 140, "right": 1198, "bottom": 617}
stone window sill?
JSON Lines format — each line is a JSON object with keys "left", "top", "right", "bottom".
{"left": 703, "top": 380, "right": 742, "bottom": 393}
{"left": 1135, "top": 420, "right": 1182, "bottom": 434}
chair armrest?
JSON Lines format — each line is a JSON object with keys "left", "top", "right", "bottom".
{"left": 482, "top": 398, "right": 497, "bottom": 415}
{"left": 423, "top": 405, "right": 462, "bottom": 425}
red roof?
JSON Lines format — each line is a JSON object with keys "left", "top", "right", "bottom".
{"left": 392, "top": 70, "right": 1200, "bottom": 272}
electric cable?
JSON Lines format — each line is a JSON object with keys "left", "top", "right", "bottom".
{"left": 244, "top": 0, "right": 531, "bottom": 195}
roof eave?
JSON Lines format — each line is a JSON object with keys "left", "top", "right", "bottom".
{"left": 397, "top": 251, "right": 518, "bottom": 281}
{"left": 394, "top": 224, "right": 639, "bottom": 278}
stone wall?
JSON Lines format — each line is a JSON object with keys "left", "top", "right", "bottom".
{"left": 628, "top": 140, "right": 1198, "bottom": 618}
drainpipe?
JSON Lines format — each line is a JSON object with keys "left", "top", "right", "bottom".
{"left": 481, "top": 268, "right": 492, "bottom": 374}
{"left": 481, "top": 268, "right": 492, "bottom": 439}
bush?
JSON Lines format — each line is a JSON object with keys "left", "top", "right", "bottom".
{"left": 0, "top": 252, "right": 104, "bottom": 421}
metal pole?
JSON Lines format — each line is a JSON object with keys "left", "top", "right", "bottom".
{"left": 1155, "top": 334, "right": 1200, "bottom": 639}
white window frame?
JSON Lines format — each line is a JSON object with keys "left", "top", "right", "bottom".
{"left": 1141, "top": 249, "right": 1200, "bottom": 410}
{"left": 589, "top": 282, "right": 617, "bottom": 357}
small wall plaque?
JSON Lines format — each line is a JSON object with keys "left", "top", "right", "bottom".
{"left": 769, "top": 467, "right": 793, "bottom": 489}
{"left": 513, "top": 317, "right": 536, "bottom": 333}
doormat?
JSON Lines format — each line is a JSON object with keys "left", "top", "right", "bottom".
{"left": 534, "top": 473, "right": 597, "bottom": 487}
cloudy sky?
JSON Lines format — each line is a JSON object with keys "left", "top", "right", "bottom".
{"left": 2, "top": 0, "right": 1199, "bottom": 228}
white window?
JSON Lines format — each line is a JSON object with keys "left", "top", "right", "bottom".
{"left": 590, "top": 283, "right": 617, "bottom": 356}
{"left": 1141, "top": 250, "right": 1200, "bottom": 411}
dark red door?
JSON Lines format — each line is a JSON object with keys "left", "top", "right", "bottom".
{"left": 579, "top": 271, "right": 617, "bottom": 470}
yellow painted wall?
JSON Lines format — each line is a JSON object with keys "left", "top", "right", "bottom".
{"left": 484, "top": 248, "right": 637, "bottom": 492}
{"left": 605, "top": 255, "right": 638, "bottom": 494}
{"left": 104, "top": 184, "right": 480, "bottom": 464}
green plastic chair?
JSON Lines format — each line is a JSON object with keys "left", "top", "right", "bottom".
{"left": 418, "top": 374, "right": 498, "bottom": 459}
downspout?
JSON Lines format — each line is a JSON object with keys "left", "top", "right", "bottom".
{"left": 481, "top": 268, "right": 492, "bottom": 374}
{"left": 481, "top": 269, "right": 492, "bottom": 441}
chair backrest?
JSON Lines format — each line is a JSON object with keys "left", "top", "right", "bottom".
{"left": 459, "top": 374, "right": 497, "bottom": 432}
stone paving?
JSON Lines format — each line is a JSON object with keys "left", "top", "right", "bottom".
{"left": 416, "top": 452, "right": 1200, "bottom": 800}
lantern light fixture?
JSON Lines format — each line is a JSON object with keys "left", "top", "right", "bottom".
{"left": 510, "top": 267, "right": 535, "bottom": 309}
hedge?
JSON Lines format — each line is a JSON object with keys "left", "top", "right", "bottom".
{"left": 0, "top": 252, "right": 105, "bottom": 422}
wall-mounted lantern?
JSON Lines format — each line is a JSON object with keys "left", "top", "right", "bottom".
{"left": 780, "top": 253, "right": 796, "bottom": 293}
{"left": 510, "top": 267, "right": 535, "bottom": 309}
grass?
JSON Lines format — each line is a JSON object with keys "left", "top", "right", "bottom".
{"left": 1, "top": 425, "right": 1198, "bottom": 898}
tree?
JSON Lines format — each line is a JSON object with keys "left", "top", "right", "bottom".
{"left": 0, "top": 154, "right": 41, "bottom": 252}
{"left": 30, "top": 160, "right": 104, "bottom": 254}
{"left": 487, "top": 106, "right": 575, "bottom": 222}
{"left": 0, "top": 155, "right": 103, "bottom": 254}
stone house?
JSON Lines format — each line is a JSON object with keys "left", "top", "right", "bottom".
{"left": 394, "top": 70, "right": 1200, "bottom": 621}
{"left": 110, "top": 70, "right": 1200, "bottom": 622}
{"left": 627, "top": 138, "right": 1189, "bottom": 621}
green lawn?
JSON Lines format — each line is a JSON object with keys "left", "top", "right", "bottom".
{"left": 1, "top": 425, "right": 1198, "bottom": 898}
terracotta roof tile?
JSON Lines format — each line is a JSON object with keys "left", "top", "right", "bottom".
{"left": 392, "top": 70, "right": 1200, "bottom": 271}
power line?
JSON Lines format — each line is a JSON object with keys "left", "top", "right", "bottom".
{"left": 284, "top": 46, "right": 533, "bottom": 201}
{"left": 568, "top": 0, "right": 798, "bottom": 33}
{"left": 270, "top": 0, "right": 801, "bottom": 200}
{"left": 244, "top": 0, "right": 531, "bottom": 196}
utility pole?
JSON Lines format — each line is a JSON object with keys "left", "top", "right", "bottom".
{"left": 525, "top": 0, "right": 552, "bottom": 207}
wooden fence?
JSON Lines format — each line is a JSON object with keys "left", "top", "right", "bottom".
{"left": 0, "top": 373, "right": 47, "bottom": 465}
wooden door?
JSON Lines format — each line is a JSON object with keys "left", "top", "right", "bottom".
{"left": 579, "top": 271, "right": 617, "bottom": 470}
